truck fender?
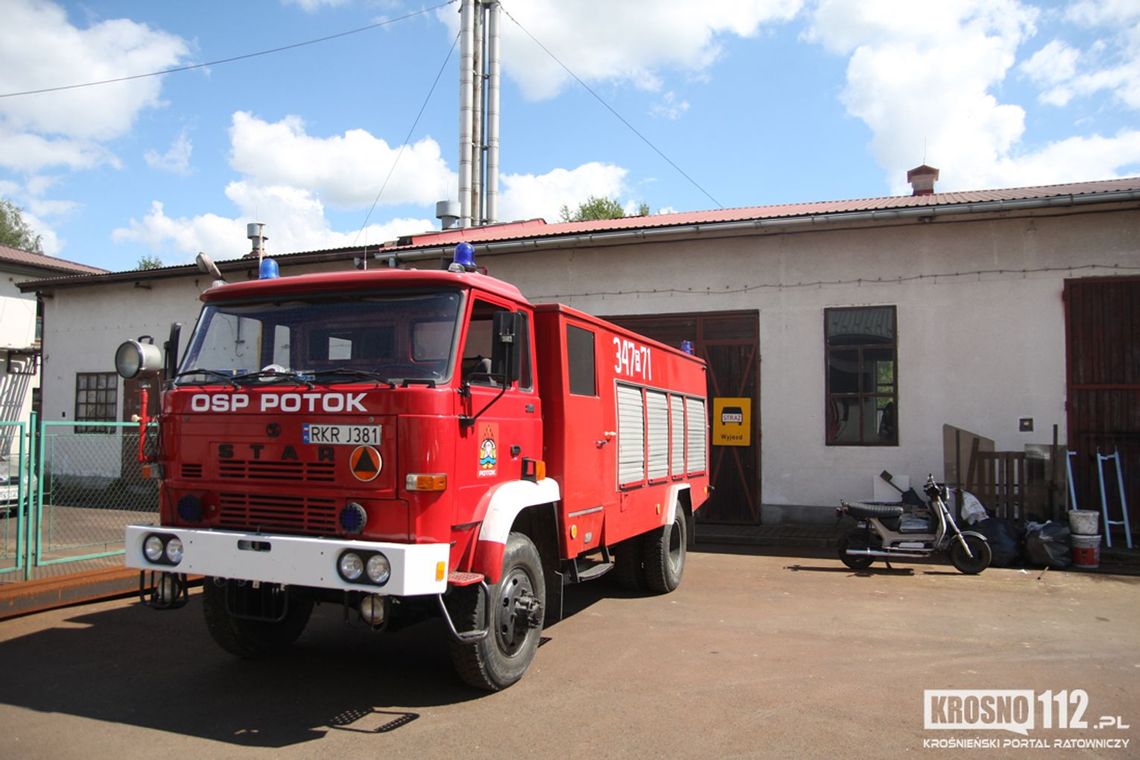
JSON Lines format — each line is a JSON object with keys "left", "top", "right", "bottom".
{"left": 471, "top": 478, "right": 561, "bottom": 584}
{"left": 661, "top": 484, "right": 692, "bottom": 528}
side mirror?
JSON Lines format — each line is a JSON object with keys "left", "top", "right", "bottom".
{"left": 492, "top": 311, "right": 522, "bottom": 385}
{"left": 164, "top": 322, "right": 182, "bottom": 381}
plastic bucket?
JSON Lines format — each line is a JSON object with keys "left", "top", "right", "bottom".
{"left": 1071, "top": 533, "right": 1101, "bottom": 570}
{"left": 1068, "top": 510, "right": 1100, "bottom": 536}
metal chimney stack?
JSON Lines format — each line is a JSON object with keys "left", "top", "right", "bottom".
{"left": 247, "top": 222, "right": 267, "bottom": 261}
{"left": 457, "top": 0, "right": 501, "bottom": 227}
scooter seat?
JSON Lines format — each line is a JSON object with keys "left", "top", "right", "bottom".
{"left": 842, "top": 501, "right": 905, "bottom": 519}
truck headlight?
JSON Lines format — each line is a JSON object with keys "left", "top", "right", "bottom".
{"left": 338, "top": 551, "right": 364, "bottom": 582}
{"left": 165, "top": 537, "right": 184, "bottom": 564}
{"left": 143, "top": 535, "right": 165, "bottom": 562}
{"left": 366, "top": 554, "right": 391, "bottom": 585}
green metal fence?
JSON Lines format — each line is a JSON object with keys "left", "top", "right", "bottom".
{"left": 0, "top": 418, "right": 30, "bottom": 577}
{"left": 1, "top": 421, "right": 160, "bottom": 576}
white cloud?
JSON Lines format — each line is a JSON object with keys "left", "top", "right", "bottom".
{"left": 651, "top": 92, "right": 691, "bottom": 120}
{"left": 498, "top": 162, "right": 629, "bottom": 221}
{"left": 145, "top": 131, "right": 193, "bottom": 175}
{"left": 804, "top": 0, "right": 1140, "bottom": 191}
{"left": 228, "top": 112, "right": 455, "bottom": 209}
{"left": 0, "top": 1, "right": 189, "bottom": 144}
{"left": 112, "top": 188, "right": 438, "bottom": 261}
{"left": 441, "top": 0, "right": 802, "bottom": 101}
{"left": 0, "top": 127, "right": 119, "bottom": 173}
{"left": 282, "top": 0, "right": 351, "bottom": 12}
{"left": 1024, "top": 2, "right": 1140, "bottom": 111}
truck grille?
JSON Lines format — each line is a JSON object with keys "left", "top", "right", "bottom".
{"left": 218, "top": 460, "right": 336, "bottom": 483}
{"left": 217, "top": 492, "right": 338, "bottom": 535}
{"left": 182, "top": 463, "right": 203, "bottom": 479}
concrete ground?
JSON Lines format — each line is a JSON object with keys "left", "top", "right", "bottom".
{"left": 0, "top": 545, "right": 1136, "bottom": 760}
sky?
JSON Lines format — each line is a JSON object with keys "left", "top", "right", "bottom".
{"left": 0, "top": 0, "right": 1138, "bottom": 272}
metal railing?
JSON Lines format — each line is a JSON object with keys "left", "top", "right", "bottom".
{"left": 1, "top": 420, "right": 159, "bottom": 579}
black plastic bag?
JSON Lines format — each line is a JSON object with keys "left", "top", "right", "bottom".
{"left": 1024, "top": 522, "right": 1071, "bottom": 569}
{"left": 973, "top": 518, "right": 1023, "bottom": 567}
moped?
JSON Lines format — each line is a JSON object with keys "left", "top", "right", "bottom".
{"left": 836, "top": 474, "right": 991, "bottom": 574}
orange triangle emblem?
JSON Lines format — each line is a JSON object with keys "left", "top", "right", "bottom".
{"left": 350, "top": 446, "right": 382, "bottom": 482}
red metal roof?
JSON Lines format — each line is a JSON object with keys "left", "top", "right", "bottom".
{"left": 393, "top": 176, "right": 1140, "bottom": 251}
{"left": 0, "top": 244, "right": 107, "bottom": 276}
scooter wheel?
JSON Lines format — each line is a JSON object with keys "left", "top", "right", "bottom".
{"left": 837, "top": 532, "right": 874, "bottom": 570}
{"left": 950, "top": 534, "right": 992, "bottom": 575}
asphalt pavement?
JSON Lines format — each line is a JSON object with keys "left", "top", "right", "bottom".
{"left": 0, "top": 545, "right": 1136, "bottom": 759}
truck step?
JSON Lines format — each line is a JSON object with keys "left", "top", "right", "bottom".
{"left": 570, "top": 559, "right": 614, "bottom": 583}
{"left": 447, "top": 571, "right": 485, "bottom": 587}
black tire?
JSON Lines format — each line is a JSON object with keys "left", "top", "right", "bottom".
{"left": 837, "top": 531, "right": 875, "bottom": 570}
{"left": 201, "top": 578, "right": 314, "bottom": 659}
{"left": 950, "top": 534, "right": 991, "bottom": 575}
{"left": 641, "top": 508, "right": 687, "bottom": 593}
{"left": 612, "top": 535, "right": 647, "bottom": 592}
{"left": 448, "top": 532, "right": 545, "bottom": 691}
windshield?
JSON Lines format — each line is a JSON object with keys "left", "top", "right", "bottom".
{"left": 177, "top": 290, "right": 463, "bottom": 386}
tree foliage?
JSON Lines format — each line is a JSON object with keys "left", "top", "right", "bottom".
{"left": 136, "top": 254, "right": 164, "bottom": 270}
{"left": 559, "top": 196, "right": 650, "bottom": 223}
{"left": 0, "top": 199, "right": 43, "bottom": 253}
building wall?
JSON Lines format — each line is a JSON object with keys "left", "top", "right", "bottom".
{"left": 1, "top": 268, "right": 42, "bottom": 459}
{"left": 32, "top": 205, "right": 1140, "bottom": 516}
{"left": 484, "top": 206, "right": 1140, "bottom": 513}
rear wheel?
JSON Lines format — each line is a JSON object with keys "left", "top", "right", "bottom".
{"left": 448, "top": 532, "right": 545, "bottom": 691}
{"left": 201, "top": 579, "right": 314, "bottom": 658}
{"left": 837, "top": 531, "right": 875, "bottom": 570}
{"left": 642, "top": 508, "right": 687, "bottom": 593}
{"left": 950, "top": 534, "right": 991, "bottom": 575}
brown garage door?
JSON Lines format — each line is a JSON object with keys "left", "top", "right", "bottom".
{"left": 604, "top": 311, "right": 760, "bottom": 524}
{"left": 1064, "top": 276, "right": 1139, "bottom": 539}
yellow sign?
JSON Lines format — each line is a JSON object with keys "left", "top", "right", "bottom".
{"left": 712, "top": 398, "right": 751, "bottom": 447}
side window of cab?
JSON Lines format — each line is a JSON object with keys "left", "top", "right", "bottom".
{"left": 462, "top": 300, "right": 532, "bottom": 390}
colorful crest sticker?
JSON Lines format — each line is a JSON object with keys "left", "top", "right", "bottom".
{"left": 349, "top": 445, "right": 383, "bottom": 482}
{"left": 478, "top": 423, "right": 498, "bottom": 478}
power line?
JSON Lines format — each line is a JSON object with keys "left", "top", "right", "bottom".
{"left": 529, "top": 263, "right": 1140, "bottom": 301}
{"left": 498, "top": 2, "right": 723, "bottom": 210}
{"left": 0, "top": 1, "right": 459, "bottom": 99}
{"left": 355, "top": 30, "right": 460, "bottom": 244}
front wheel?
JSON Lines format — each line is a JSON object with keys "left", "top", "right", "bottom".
{"left": 201, "top": 579, "right": 314, "bottom": 658}
{"left": 448, "top": 532, "right": 545, "bottom": 691}
{"left": 950, "top": 534, "right": 992, "bottom": 575}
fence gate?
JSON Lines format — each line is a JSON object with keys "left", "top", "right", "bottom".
{"left": 2, "top": 419, "right": 158, "bottom": 580}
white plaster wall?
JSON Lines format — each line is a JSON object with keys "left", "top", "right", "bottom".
{"left": 1, "top": 268, "right": 42, "bottom": 459}
{"left": 486, "top": 207, "right": 1139, "bottom": 509}
{"left": 32, "top": 207, "right": 1140, "bottom": 510}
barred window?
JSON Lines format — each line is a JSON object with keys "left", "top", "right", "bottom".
{"left": 75, "top": 372, "right": 118, "bottom": 433}
{"left": 825, "top": 306, "right": 897, "bottom": 446}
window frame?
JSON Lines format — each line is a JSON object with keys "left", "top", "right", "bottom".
{"left": 824, "top": 305, "right": 898, "bottom": 447}
{"left": 74, "top": 371, "right": 118, "bottom": 434}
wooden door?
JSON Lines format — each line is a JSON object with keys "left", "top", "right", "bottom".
{"left": 1064, "top": 277, "right": 1139, "bottom": 536}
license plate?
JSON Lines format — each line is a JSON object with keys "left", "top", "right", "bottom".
{"left": 303, "top": 424, "right": 381, "bottom": 446}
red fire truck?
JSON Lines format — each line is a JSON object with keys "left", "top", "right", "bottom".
{"left": 117, "top": 244, "right": 709, "bottom": 690}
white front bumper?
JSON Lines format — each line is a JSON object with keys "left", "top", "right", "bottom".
{"left": 125, "top": 525, "right": 449, "bottom": 596}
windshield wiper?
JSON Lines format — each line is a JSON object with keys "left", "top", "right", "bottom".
{"left": 307, "top": 368, "right": 394, "bottom": 386}
{"left": 172, "top": 368, "right": 240, "bottom": 388}
{"left": 230, "top": 369, "right": 316, "bottom": 389}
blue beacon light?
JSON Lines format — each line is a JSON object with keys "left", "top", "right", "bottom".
{"left": 452, "top": 242, "right": 477, "bottom": 272}
{"left": 259, "top": 258, "right": 280, "bottom": 279}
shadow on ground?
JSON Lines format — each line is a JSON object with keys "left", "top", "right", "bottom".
{"left": 0, "top": 579, "right": 615, "bottom": 749}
